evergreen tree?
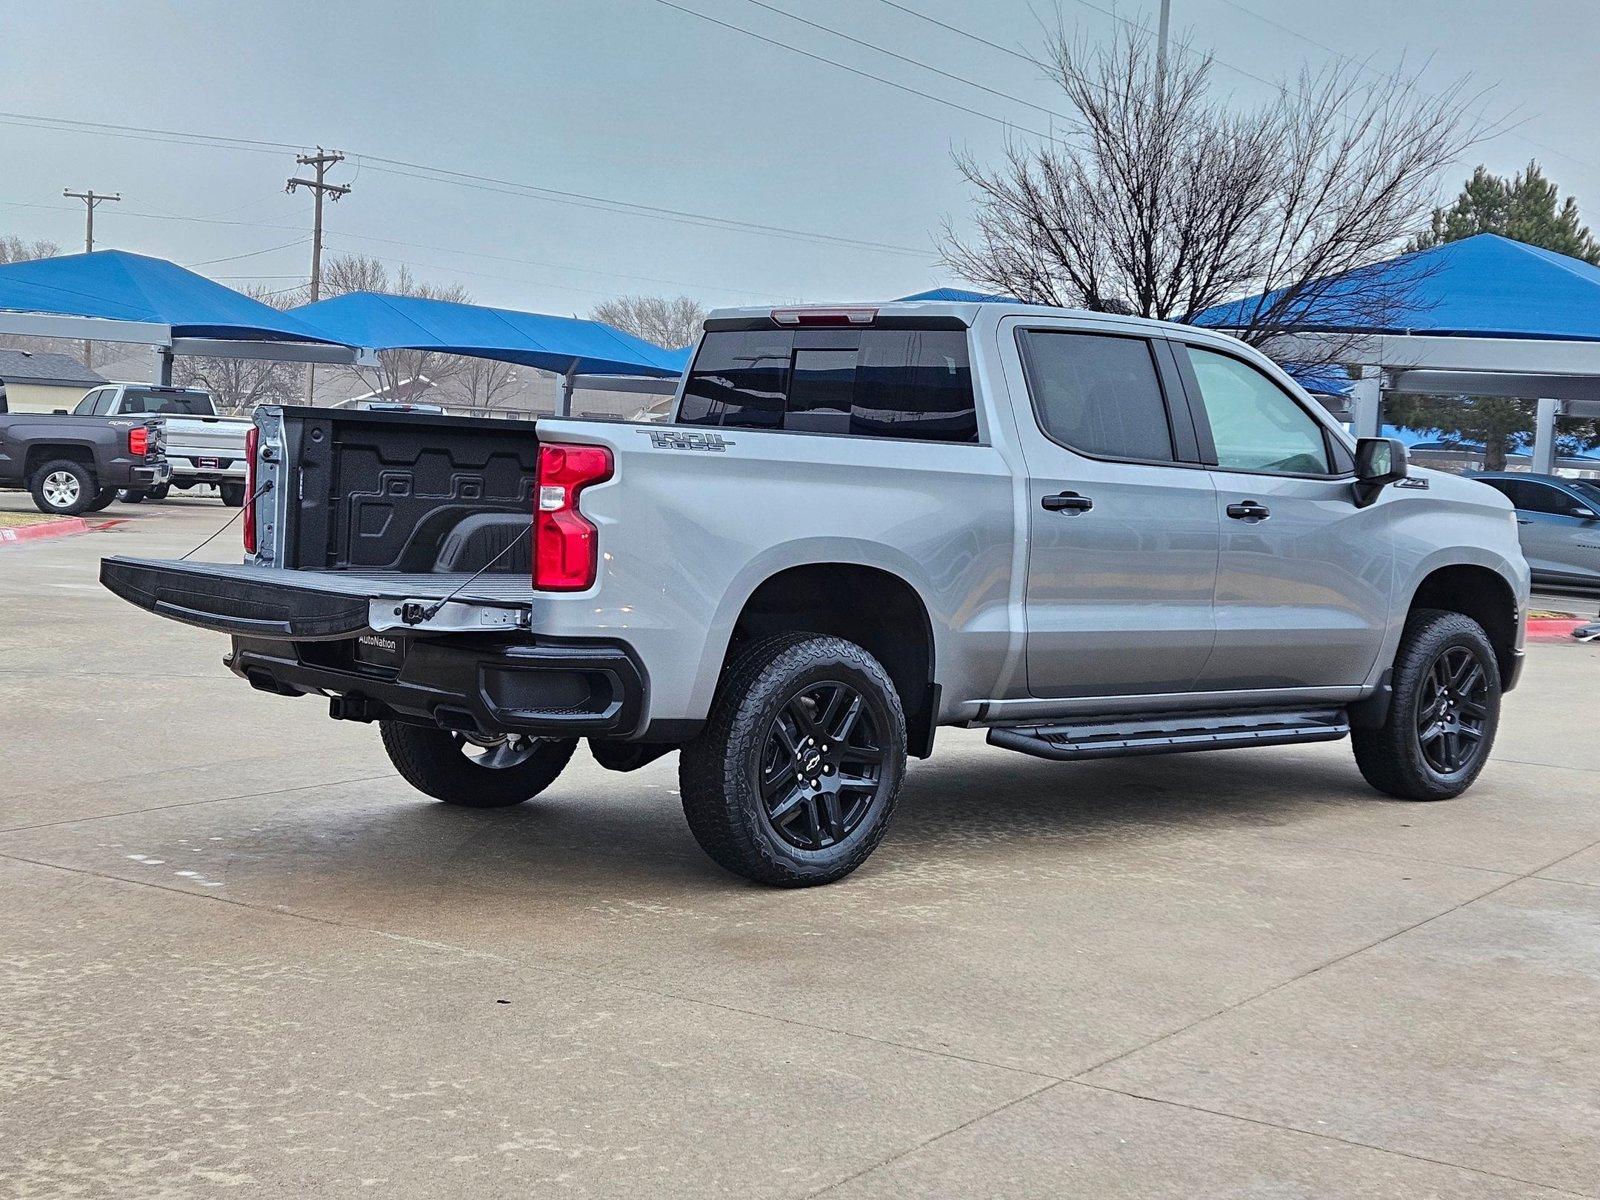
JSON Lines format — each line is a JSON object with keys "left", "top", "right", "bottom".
{"left": 1391, "top": 163, "right": 1600, "bottom": 468}
{"left": 1409, "top": 162, "right": 1600, "bottom": 263}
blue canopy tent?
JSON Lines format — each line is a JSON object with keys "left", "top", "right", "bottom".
{"left": 1195, "top": 234, "right": 1600, "bottom": 470}
{"left": 0, "top": 250, "right": 356, "bottom": 379}
{"left": 290, "top": 292, "right": 691, "bottom": 415}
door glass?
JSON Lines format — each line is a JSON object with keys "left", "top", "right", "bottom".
{"left": 1018, "top": 331, "right": 1174, "bottom": 462}
{"left": 1518, "top": 482, "right": 1586, "bottom": 517}
{"left": 1187, "top": 347, "right": 1331, "bottom": 475}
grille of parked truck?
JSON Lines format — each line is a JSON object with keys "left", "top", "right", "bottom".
{"left": 100, "top": 300, "right": 1530, "bottom": 886}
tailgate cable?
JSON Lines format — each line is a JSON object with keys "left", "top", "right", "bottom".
{"left": 401, "top": 523, "right": 534, "bottom": 627}
{"left": 178, "top": 480, "right": 274, "bottom": 561}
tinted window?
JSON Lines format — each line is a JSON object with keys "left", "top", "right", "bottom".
{"left": 678, "top": 328, "right": 977, "bottom": 442}
{"left": 1018, "top": 331, "right": 1173, "bottom": 462}
{"left": 120, "top": 389, "right": 214, "bottom": 417}
{"left": 73, "top": 390, "right": 101, "bottom": 416}
{"left": 1517, "top": 481, "right": 1588, "bottom": 517}
{"left": 1187, "top": 347, "right": 1331, "bottom": 475}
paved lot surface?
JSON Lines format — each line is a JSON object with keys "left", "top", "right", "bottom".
{"left": 3, "top": 492, "right": 1598, "bottom": 1198}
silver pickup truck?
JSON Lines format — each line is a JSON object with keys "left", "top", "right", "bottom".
{"left": 73, "top": 383, "right": 251, "bottom": 505}
{"left": 101, "top": 300, "right": 1530, "bottom": 887}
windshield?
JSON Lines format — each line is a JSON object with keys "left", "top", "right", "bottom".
{"left": 119, "top": 388, "right": 214, "bottom": 416}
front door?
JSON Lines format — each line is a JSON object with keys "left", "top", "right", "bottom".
{"left": 1006, "top": 324, "right": 1220, "bottom": 699}
{"left": 1175, "top": 343, "right": 1393, "bottom": 691}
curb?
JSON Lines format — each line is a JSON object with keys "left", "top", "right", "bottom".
{"left": 1526, "top": 617, "right": 1590, "bottom": 642}
{"left": 0, "top": 516, "right": 91, "bottom": 544}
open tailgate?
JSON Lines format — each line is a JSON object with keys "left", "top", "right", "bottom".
{"left": 100, "top": 556, "right": 532, "bottom": 640}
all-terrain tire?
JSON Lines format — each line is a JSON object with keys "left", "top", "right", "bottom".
{"left": 83, "top": 488, "right": 119, "bottom": 513}
{"left": 118, "top": 489, "right": 147, "bottom": 503}
{"left": 29, "top": 459, "right": 98, "bottom": 516}
{"left": 379, "top": 720, "right": 578, "bottom": 808}
{"left": 1352, "top": 608, "right": 1501, "bottom": 801}
{"left": 219, "top": 482, "right": 246, "bottom": 507}
{"left": 679, "top": 633, "right": 907, "bottom": 887}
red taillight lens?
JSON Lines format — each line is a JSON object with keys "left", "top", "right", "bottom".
{"left": 242, "top": 424, "right": 259, "bottom": 555}
{"left": 128, "top": 427, "right": 150, "bottom": 456}
{"left": 533, "top": 442, "right": 613, "bottom": 590}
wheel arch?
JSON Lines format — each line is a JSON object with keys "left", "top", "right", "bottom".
{"left": 721, "top": 561, "right": 939, "bottom": 757}
{"left": 24, "top": 442, "right": 97, "bottom": 478}
{"left": 1404, "top": 563, "right": 1521, "bottom": 687}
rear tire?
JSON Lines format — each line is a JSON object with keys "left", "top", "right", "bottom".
{"left": 1352, "top": 609, "right": 1501, "bottom": 801}
{"left": 83, "top": 488, "right": 119, "bottom": 513}
{"left": 118, "top": 489, "right": 147, "bottom": 504}
{"left": 679, "top": 633, "right": 907, "bottom": 887}
{"left": 219, "top": 482, "right": 246, "bottom": 507}
{"left": 148, "top": 482, "right": 171, "bottom": 501}
{"left": 29, "top": 459, "right": 97, "bottom": 516}
{"left": 379, "top": 720, "right": 577, "bottom": 808}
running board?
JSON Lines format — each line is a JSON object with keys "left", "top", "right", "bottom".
{"left": 986, "top": 708, "right": 1350, "bottom": 762}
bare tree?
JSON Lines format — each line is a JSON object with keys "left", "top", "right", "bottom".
{"left": 172, "top": 283, "right": 307, "bottom": 414}
{"left": 321, "top": 253, "right": 475, "bottom": 402}
{"left": 590, "top": 294, "right": 707, "bottom": 349}
{"left": 0, "top": 235, "right": 67, "bottom": 356}
{"left": 449, "top": 355, "right": 521, "bottom": 414}
{"left": 943, "top": 25, "right": 1485, "bottom": 363}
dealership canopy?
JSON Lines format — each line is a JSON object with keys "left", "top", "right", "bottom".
{"left": 1196, "top": 234, "right": 1600, "bottom": 471}
{"left": 0, "top": 250, "right": 354, "bottom": 368}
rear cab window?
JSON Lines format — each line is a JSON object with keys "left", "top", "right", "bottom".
{"left": 678, "top": 324, "right": 979, "bottom": 443}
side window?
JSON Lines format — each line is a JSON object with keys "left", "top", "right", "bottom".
{"left": 73, "top": 390, "right": 100, "bottom": 415}
{"left": 678, "top": 328, "right": 978, "bottom": 442}
{"left": 1519, "top": 482, "right": 1586, "bottom": 517}
{"left": 1186, "top": 347, "right": 1332, "bottom": 476}
{"left": 1017, "top": 330, "right": 1175, "bottom": 462}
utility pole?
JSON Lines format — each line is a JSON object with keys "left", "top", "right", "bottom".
{"left": 1156, "top": 0, "right": 1172, "bottom": 77}
{"left": 63, "top": 187, "right": 120, "bottom": 368}
{"left": 286, "top": 148, "right": 350, "bottom": 403}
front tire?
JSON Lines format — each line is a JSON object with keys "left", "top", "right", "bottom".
{"left": 379, "top": 720, "right": 577, "bottom": 808}
{"left": 679, "top": 633, "right": 907, "bottom": 887}
{"left": 29, "top": 460, "right": 97, "bottom": 515}
{"left": 1352, "top": 609, "right": 1501, "bottom": 801}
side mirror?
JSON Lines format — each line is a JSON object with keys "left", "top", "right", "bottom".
{"left": 1353, "top": 436, "right": 1408, "bottom": 507}
{"left": 1574, "top": 507, "right": 1597, "bottom": 521}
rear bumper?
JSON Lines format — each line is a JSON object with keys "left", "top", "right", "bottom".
{"left": 228, "top": 634, "right": 646, "bottom": 739}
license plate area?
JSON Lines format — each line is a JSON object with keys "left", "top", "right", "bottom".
{"left": 196, "top": 457, "right": 222, "bottom": 469}
{"left": 353, "top": 632, "right": 406, "bottom": 670}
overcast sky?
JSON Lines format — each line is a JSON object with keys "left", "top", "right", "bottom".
{"left": 2, "top": 0, "right": 1595, "bottom": 316}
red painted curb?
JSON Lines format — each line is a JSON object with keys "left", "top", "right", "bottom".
{"left": 0, "top": 516, "right": 91, "bottom": 544}
{"left": 1526, "top": 618, "right": 1589, "bottom": 642}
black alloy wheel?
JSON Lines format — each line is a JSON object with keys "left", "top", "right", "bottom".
{"left": 1415, "top": 645, "right": 1490, "bottom": 775}
{"left": 760, "top": 680, "right": 885, "bottom": 851}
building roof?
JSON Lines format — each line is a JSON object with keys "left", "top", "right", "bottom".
{"left": 1195, "top": 233, "right": 1600, "bottom": 342}
{"left": 0, "top": 348, "right": 105, "bottom": 387}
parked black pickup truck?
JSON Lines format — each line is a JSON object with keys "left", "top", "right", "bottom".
{"left": 0, "top": 386, "right": 169, "bottom": 515}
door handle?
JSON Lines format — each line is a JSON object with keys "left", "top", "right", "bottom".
{"left": 1226, "top": 499, "right": 1270, "bottom": 521}
{"left": 1516, "top": 518, "right": 1531, "bottom": 525}
{"left": 1042, "top": 491, "right": 1093, "bottom": 513}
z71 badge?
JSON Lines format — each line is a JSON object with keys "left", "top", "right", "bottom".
{"left": 643, "top": 429, "right": 735, "bottom": 451}
{"left": 1393, "top": 477, "right": 1430, "bottom": 490}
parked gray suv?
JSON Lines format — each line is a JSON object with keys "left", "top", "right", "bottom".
{"left": 1468, "top": 472, "right": 1600, "bottom": 590}
{"left": 102, "top": 301, "right": 1531, "bottom": 886}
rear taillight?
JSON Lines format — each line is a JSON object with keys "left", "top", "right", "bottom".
{"left": 533, "top": 442, "right": 613, "bottom": 590}
{"left": 242, "top": 424, "right": 259, "bottom": 555}
{"left": 128, "top": 427, "right": 150, "bottom": 456}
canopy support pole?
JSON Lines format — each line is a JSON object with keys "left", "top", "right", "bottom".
{"left": 1531, "top": 397, "right": 1560, "bottom": 473}
{"left": 1351, "top": 366, "right": 1382, "bottom": 438}
{"left": 156, "top": 346, "right": 174, "bottom": 387}
{"left": 557, "top": 359, "right": 578, "bottom": 418}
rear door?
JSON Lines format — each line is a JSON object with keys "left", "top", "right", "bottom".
{"left": 1173, "top": 342, "right": 1393, "bottom": 691}
{"left": 1002, "top": 320, "right": 1220, "bottom": 699}
{"left": 1505, "top": 479, "right": 1600, "bottom": 583}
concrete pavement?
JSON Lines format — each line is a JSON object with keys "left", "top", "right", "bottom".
{"left": 2, "top": 492, "right": 1598, "bottom": 1198}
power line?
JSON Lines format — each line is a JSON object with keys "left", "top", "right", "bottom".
{"left": 184, "top": 237, "right": 310, "bottom": 268}
{"left": 737, "top": 0, "right": 1081, "bottom": 130}
{"left": 644, "top": 0, "right": 1055, "bottom": 141}
{"left": 0, "top": 108, "right": 932, "bottom": 257}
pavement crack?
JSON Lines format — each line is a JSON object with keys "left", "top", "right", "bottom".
{"left": 1070, "top": 1081, "right": 1599, "bottom": 1199}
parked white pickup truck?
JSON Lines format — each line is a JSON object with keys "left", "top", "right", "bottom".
{"left": 72, "top": 383, "right": 251, "bottom": 505}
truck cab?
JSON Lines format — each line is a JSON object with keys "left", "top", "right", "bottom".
{"left": 75, "top": 383, "right": 251, "bottom": 505}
